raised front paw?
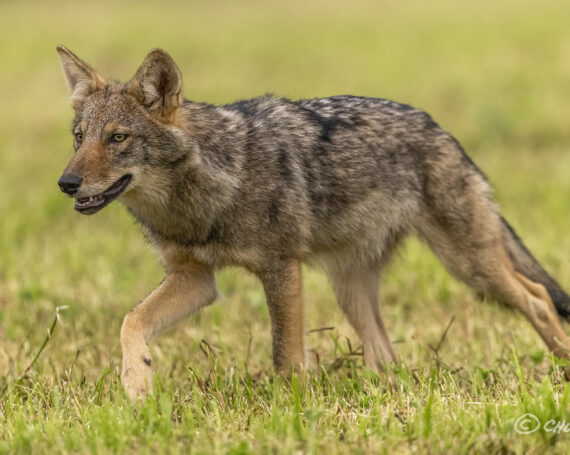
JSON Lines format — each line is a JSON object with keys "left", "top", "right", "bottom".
{"left": 121, "top": 355, "right": 153, "bottom": 401}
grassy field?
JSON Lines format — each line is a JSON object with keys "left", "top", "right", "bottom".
{"left": 1, "top": 0, "right": 570, "bottom": 453}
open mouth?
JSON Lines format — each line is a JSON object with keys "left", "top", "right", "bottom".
{"left": 74, "top": 174, "right": 132, "bottom": 215}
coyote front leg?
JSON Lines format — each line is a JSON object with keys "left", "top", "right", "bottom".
{"left": 258, "top": 259, "right": 306, "bottom": 374}
{"left": 120, "top": 260, "right": 217, "bottom": 400}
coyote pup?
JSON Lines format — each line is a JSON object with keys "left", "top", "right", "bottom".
{"left": 56, "top": 46, "right": 570, "bottom": 400}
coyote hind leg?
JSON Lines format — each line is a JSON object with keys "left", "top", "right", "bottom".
{"left": 512, "top": 271, "right": 570, "bottom": 358}
{"left": 326, "top": 263, "right": 398, "bottom": 372}
{"left": 418, "top": 213, "right": 570, "bottom": 361}
{"left": 416, "top": 138, "right": 570, "bottom": 362}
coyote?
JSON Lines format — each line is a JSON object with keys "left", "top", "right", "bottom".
{"left": 56, "top": 46, "right": 570, "bottom": 400}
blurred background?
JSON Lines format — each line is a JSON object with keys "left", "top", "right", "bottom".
{"left": 1, "top": 0, "right": 570, "bottom": 390}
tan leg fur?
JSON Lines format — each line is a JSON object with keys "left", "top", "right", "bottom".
{"left": 257, "top": 259, "right": 306, "bottom": 374}
{"left": 326, "top": 263, "right": 398, "bottom": 372}
{"left": 120, "top": 258, "right": 217, "bottom": 400}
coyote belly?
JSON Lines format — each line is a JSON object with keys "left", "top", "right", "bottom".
{"left": 56, "top": 45, "right": 570, "bottom": 400}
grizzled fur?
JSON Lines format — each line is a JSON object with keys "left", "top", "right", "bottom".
{"left": 57, "top": 46, "right": 570, "bottom": 400}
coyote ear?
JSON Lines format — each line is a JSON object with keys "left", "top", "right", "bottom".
{"left": 56, "top": 45, "right": 106, "bottom": 111}
{"left": 127, "top": 49, "right": 183, "bottom": 121}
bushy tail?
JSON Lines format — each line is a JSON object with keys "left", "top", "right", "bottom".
{"left": 501, "top": 216, "right": 570, "bottom": 319}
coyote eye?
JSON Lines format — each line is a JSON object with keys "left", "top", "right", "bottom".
{"left": 74, "top": 131, "right": 83, "bottom": 142}
{"left": 111, "top": 133, "right": 127, "bottom": 143}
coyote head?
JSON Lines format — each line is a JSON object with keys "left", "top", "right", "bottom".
{"left": 56, "top": 46, "right": 185, "bottom": 214}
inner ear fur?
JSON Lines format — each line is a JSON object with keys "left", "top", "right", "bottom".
{"left": 56, "top": 45, "right": 106, "bottom": 111}
{"left": 127, "top": 49, "right": 184, "bottom": 122}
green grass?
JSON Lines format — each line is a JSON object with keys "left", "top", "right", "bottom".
{"left": 2, "top": 0, "right": 570, "bottom": 453}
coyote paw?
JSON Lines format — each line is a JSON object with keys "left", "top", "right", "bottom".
{"left": 121, "top": 355, "right": 153, "bottom": 401}
{"left": 363, "top": 340, "right": 397, "bottom": 373}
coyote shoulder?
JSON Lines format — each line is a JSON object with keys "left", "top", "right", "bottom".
{"left": 56, "top": 46, "right": 570, "bottom": 400}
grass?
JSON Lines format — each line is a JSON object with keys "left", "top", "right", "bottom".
{"left": 1, "top": 0, "right": 570, "bottom": 453}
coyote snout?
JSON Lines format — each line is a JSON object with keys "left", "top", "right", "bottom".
{"left": 57, "top": 173, "right": 83, "bottom": 195}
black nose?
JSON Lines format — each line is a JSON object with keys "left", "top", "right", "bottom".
{"left": 58, "top": 174, "right": 83, "bottom": 195}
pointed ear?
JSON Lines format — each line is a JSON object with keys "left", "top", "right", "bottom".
{"left": 56, "top": 45, "right": 106, "bottom": 111}
{"left": 127, "top": 49, "right": 183, "bottom": 121}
